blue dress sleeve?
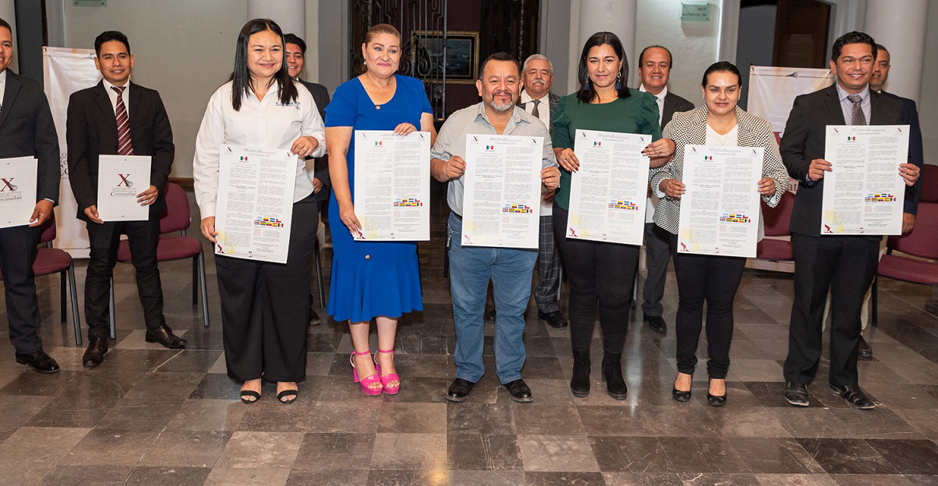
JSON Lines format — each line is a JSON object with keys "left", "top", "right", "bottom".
{"left": 325, "top": 81, "right": 357, "bottom": 127}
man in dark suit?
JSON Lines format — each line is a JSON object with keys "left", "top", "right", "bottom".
{"left": 0, "top": 18, "right": 61, "bottom": 374}
{"left": 637, "top": 45, "right": 694, "bottom": 334}
{"left": 67, "top": 31, "right": 185, "bottom": 368}
{"left": 284, "top": 33, "right": 330, "bottom": 326}
{"left": 781, "top": 32, "right": 919, "bottom": 409}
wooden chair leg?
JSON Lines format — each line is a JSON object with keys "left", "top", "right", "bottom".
{"left": 69, "top": 264, "right": 82, "bottom": 347}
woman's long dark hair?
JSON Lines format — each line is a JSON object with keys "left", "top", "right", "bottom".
{"left": 230, "top": 18, "right": 298, "bottom": 111}
{"left": 576, "top": 31, "right": 630, "bottom": 103}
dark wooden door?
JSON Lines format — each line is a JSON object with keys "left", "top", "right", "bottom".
{"left": 772, "top": 0, "right": 831, "bottom": 68}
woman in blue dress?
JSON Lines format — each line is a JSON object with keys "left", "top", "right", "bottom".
{"left": 325, "top": 23, "right": 436, "bottom": 396}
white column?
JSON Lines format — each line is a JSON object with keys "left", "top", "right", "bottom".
{"left": 0, "top": 0, "right": 17, "bottom": 72}
{"left": 863, "top": 0, "right": 929, "bottom": 103}
{"left": 578, "top": 0, "right": 638, "bottom": 86}
{"left": 247, "top": 0, "right": 305, "bottom": 39}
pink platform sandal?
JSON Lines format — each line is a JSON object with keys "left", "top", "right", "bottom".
{"left": 351, "top": 351, "right": 383, "bottom": 396}
{"left": 375, "top": 349, "right": 400, "bottom": 395}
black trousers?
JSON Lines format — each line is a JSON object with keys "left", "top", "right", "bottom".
{"left": 216, "top": 198, "right": 315, "bottom": 383}
{"left": 784, "top": 233, "right": 879, "bottom": 387}
{"left": 553, "top": 205, "right": 638, "bottom": 354}
{"left": 642, "top": 222, "right": 672, "bottom": 317}
{"left": 670, "top": 235, "right": 746, "bottom": 379}
{"left": 0, "top": 225, "right": 43, "bottom": 354}
{"left": 84, "top": 217, "right": 165, "bottom": 338}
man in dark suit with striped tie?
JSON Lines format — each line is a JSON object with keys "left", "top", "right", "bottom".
{"left": 67, "top": 31, "right": 185, "bottom": 368}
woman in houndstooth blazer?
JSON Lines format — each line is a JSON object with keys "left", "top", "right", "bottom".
{"left": 649, "top": 61, "right": 788, "bottom": 407}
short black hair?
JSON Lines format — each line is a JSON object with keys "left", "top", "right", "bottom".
{"left": 478, "top": 51, "right": 519, "bottom": 80}
{"left": 831, "top": 31, "right": 877, "bottom": 63}
{"left": 639, "top": 45, "right": 673, "bottom": 69}
{"left": 283, "top": 33, "right": 306, "bottom": 54}
{"left": 94, "top": 31, "right": 131, "bottom": 57}
{"left": 875, "top": 43, "right": 889, "bottom": 56}
{"left": 701, "top": 61, "right": 742, "bottom": 88}
{"left": 0, "top": 17, "right": 11, "bottom": 36}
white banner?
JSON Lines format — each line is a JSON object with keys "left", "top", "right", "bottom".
{"left": 748, "top": 66, "right": 834, "bottom": 139}
{"left": 43, "top": 46, "right": 101, "bottom": 258}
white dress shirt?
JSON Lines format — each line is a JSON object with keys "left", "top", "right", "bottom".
{"left": 0, "top": 69, "right": 6, "bottom": 109}
{"left": 640, "top": 84, "right": 668, "bottom": 223}
{"left": 520, "top": 89, "right": 553, "bottom": 216}
{"left": 103, "top": 78, "right": 130, "bottom": 116}
{"left": 192, "top": 80, "right": 326, "bottom": 218}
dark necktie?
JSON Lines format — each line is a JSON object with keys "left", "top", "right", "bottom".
{"left": 530, "top": 98, "right": 540, "bottom": 119}
{"left": 847, "top": 94, "right": 867, "bottom": 126}
{"left": 113, "top": 86, "right": 134, "bottom": 155}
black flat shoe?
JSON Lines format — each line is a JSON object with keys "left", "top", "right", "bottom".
{"left": 240, "top": 390, "right": 261, "bottom": 404}
{"left": 502, "top": 379, "right": 533, "bottom": 403}
{"left": 446, "top": 378, "right": 476, "bottom": 402}
{"left": 672, "top": 373, "right": 692, "bottom": 402}
{"left": 784, "top": 382, "right": 809, "bottom": 407}
{"left": 537, "top": 310, "right": 568, "bottom": 330}
{"left": 829, "top": 383, "right": 875, "bottom": 410}
{"left": 858, "top": 336, "right": 873, "bottom": 359}
{"left": 707, "top": 378, "right": 726, "bottom": 407}
{"left": 145, "top": 324, "right": 187, "bottom": 349}
{"left": 15, "top": 349, "right": 60, "bottom": 374}
{"left": 644, "top": 315, "right": 667, "bottom": 333}
{"left": 81, "top": 336, "right": 109, "bottom": 368}
{"left": 277, "top": 388, "right": 298, "bottom": 404}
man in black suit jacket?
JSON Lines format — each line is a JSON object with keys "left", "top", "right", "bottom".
{"left": 637, "top": 45, "right": 694, "bottom": 334}
{"left": 67, "top": 31, "right": 185, "bottom": 368}
{"left": 780, "top": 32, "right": 919, "bottom": 410}
{"left": 284, "top": 33, "right": 331, "bottom": 326}
{"left": 0, "top": 18, "right": 61, "bottom": 374}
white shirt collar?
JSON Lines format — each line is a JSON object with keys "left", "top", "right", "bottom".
{"left": 834, "top": 82, "right": 869, "bottom": 102}
{"left": 639, "top": 84, "right": 668, "bottom": 100}
{"left": 520, "top": 89, "right": 549, "bottom": 104}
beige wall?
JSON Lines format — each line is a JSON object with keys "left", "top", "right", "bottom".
{"left": 918, "top": 4, "right": 937, "bottom": 164}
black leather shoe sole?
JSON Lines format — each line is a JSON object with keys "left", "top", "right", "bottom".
{"left": 644, "top": 316, "right": 667, "bottom": 334}
{"left": 446, "top": 379, "right": 476, "bottom": 403}
{"left": 502, "top": 384, "right": 534, "bottom": 403}
{"left": 537, "top": 312, "right": 568, "bottom": 330}
{"left": 672, "top": 388, "right": 692, "bottom": 402}
{"left": 829, "top": 384, "right": 875, "bottom": 410}
{"left": 707, "top": 393, "right": 727, "bottom": 407}
{"left": 784, "top": 383, "right": 809, "bottom": 407}
{"left": 15, "top": 356, "right": 60, "bottom": 374}
{"left": 145, "top": 334, "right": 187, "bottom": 349}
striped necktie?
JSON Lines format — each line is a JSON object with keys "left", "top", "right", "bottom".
{"left": 112, "top": 86, "right": 134, "bottom": 155}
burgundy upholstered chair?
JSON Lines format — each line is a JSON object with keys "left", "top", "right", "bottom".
{"left": 872, "top": 202, "right": 938, "bottom": 323}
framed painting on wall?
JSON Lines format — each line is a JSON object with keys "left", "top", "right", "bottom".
{"left": 410, "top": 30, "right": 479, "bottom": 84}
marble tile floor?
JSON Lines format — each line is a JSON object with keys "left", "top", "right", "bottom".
{"left": 1, "top": 186, "right": 938, "bottom": 485}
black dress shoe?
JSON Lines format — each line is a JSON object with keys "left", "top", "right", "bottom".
{"left": 446, "top": 378, "right": 477, "bottom": 402}
{"left": 484, "top": 309, "right": 496, "bottom": 323}
{"left": 707, "top": 378, "right": 727, "bottom": 407}
{"left": 784, "top": 382, "right": 809, "bottom": 407}
{"left": 537, "top": 310, "right": 568, "bottom": 330}
{"left": 829, "top": 383, "right": 875, "bottom": 410}
{"left": 15, "top": 350, "right": 60, "bottom": 374}
{"left": 858, "top": 336, "right": 873, "bottom": 359}
{"left": 502, "top": 379, "right": 534, "bottom": 403}
{"left": 672, "top": 374, "right": 692, "bottom": 402}
{"left": 82, "top": 336, "right": 109, "bottom": 368}
{"left": 644, "top": 315, "right": 667, "bottom": 333}
{"left": 309, "top": 305, "right": 321, "bottom": 326}
{"left": 145, "top": 325, "right": 187, "bottom": 349}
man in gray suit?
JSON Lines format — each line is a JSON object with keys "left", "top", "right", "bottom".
{"left": 638, "top": 45, "right": 694, "bottom": 334}
{"left": 285, "top": 33, "right": 330, "bottom": 326}
{"left": 521, "top": 54, "right": 566, "bottom": 330}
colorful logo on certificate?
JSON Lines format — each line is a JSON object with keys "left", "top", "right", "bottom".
{"left": 393, "top": 197, "right": 423, "bottom": 207}
{"left": 847, "top": 136, "right": 856, "bottom": 141}
{"left": 503, "top": 203, "right": 532, "bottom": 214}
{"left": 254, "top": 216, "right": 284, "bottom": 228}
{"left": 374, "top": 141, "right": 383, "bottom": 146}
{"left": 486, "top": 145, "right": 496, "bottom": 151}
{"left": 720, "top": 213, "right": 751, "bottom": 223}
{"left": 865, "top": 193, "right": 896, "bottom": 202}
{"left": 704, "top": 156, "right": 713, "bottom": 161}
{"left": 593, "top": 141, "right": 602, "bottom": 147}
{"left": 240, "top": 156, "right": 248, "bottom": 161}
{"left": 608, "top": 200, "right": 638, "bottom": 210}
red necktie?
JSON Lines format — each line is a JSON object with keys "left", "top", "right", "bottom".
{"left": 112, "top": 86, "right": 134, "bottom": 155}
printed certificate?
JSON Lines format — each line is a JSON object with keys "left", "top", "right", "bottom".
{"left": 215, "top": 145, "right": 297, "bottom": 263}
{"left": 566, "top": 129, "right": 650, "bottom": 245}
{"left": 353, "top": 130, "right": 431, "bottom": 241}
{"left": 0, "top": 157, "right": 38, "bottom": 229}
{"left": 462, "top": 134, "right": 543, "bottom": 249}
{"left": 96, "top": 155, "right": 151, "bottom": 222}
{"left": 821, "top": 125, "right": 910, "bottom": 235}
{"left": 676, "top": 145, "right": 764, "bottom": 258}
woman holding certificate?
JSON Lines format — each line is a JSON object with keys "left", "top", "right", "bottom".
{"left": 192, "top": 19, "right": 326, "bottom": 404}
{"left": 552, "top": 32, "right": 674, "bottom": 400}
{"left": 325, "top": 24, "right": 436, "bottom": 396}
{"left": 650, "top": 62, "right": 787, "bottom": 406}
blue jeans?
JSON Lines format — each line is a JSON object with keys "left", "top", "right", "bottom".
{"left": 447, "top": 213, "right": 537, "bottom": 384}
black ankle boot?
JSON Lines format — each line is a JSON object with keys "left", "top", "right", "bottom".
{"left": 601, "top": 352, "right": 628, "bottom": 400}
{"left": 570, "top": 348, "right": 591, "bottom": 398}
